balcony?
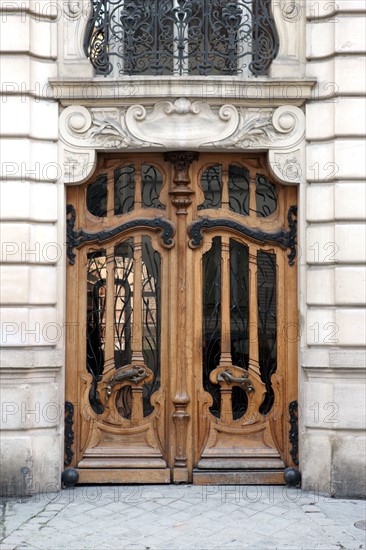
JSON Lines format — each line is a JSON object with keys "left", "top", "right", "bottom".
{"left": 83, "top": 0, "right": 279, "bottom": 78}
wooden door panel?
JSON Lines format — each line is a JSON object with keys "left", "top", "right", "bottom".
{"left": 65, "top": 152, "right": 298, "bottom": 485}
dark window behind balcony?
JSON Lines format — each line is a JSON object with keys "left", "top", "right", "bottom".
{"left": 84, "top": 0, "right": 279, "bottom": 77}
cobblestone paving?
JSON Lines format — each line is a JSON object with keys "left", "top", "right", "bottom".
{"left": 0, "top": 485, "right": 365, "bottom": 550}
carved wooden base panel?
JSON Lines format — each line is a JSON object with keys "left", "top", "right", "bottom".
{"left": 77, "top": 469, "right": 171, "bottom": 484}
{"left": 193, "top": 470, "right": 286, "bottom": 485}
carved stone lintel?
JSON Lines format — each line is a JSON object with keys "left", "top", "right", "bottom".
{"left": 59, "top": 103, "right": 305, "bottom": 186}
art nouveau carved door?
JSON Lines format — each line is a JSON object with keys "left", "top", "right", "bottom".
{"left": 65, "top": 153, "right": 298, "bottom": 484}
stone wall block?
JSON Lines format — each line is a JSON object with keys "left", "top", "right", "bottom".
{"left": 306, "top": 225, "right": 336, "bottom": 264}
{"left": 0, "top": 306, "right": 58, "bottom": 347}
{"left": 306, "top": 184, "right": 334, "bottom": 222}
{"left": 0, "top": 97, "right": 58, "bottom": 140}
{"left": 30, "top": 183, "right": 58, "bottom": 222}
{"left": 335, "top": 183, "right": 366, "bottom": 220}
{"left": 0, "top": 15, "right": 56, "bottom": 58}
{"left": 306, "top": 309, "right": 336, "bottom": 346}
{"left": 0, "top": 380, "right": 60, "bottom": 430}
{"left": 0, "top": 140, "right": 58, "bottom": 182}
{"left": 307, "top": 57, "right": 366, "bottom": 95}
{"left": 303, "top": 381, "right": 334, "bottom": 428}
{"left": 300, "top": 432, "right": 332, "bottom": 494}
{"left": 334, "top": 224, "right": 366, "bottom": 263}
{"left": 335, "top": 267, "right": 366, "bottom": 305}
{"left": 0, "top": 57, "right": 57, "bottom": 98}
{"left": 0, "top": 265, "right": 30, "bottom": 304}
{"left": 335, "top": 309, "right": 366, "bottom": 346}
{"left": 306, "top": 268, "right": 335, "bottom": 305}
{"left": 331, "top": 435, "right": 366, "bottom": 498}
{"left": 0, "top": 223, "right": 58, "bottom": 264}
{"left": 332, "top": 383, "right": 366, "bottom": 430}
{"left": 0, "top": 182, "right": 30, "bottom": 220}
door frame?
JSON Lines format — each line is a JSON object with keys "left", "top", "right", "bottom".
{"left": 64, "top": 151, "right": 299, "bottom": 485}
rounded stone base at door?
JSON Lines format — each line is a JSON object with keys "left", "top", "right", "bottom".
{"left": 284, "top": 467, "right": 301, "bottom": 486}
{"left": 62, "top": 468, "right": 79, "bottom": 488}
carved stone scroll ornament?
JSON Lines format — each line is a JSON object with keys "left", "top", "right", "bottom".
{"left": 59, "top": 103, "right": 305, "bottom": 185}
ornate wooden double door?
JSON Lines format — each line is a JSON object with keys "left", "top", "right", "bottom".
{"left": 66, "top": 152, "right": 298, "bottom": 484}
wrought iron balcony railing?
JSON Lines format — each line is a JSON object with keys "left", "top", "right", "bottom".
{"left": 84, "top": 0, "right": 279, "bottom": 77}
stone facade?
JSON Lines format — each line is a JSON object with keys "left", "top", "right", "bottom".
{"left": 0, "top": 0, "right": 365, "bottom": 497}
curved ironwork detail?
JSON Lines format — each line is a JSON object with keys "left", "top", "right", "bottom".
{"left": 66, "top": 204, "right": 175, "bottom": 264}
{"left": 198, "top": 165, "right": 222, "bottom": 210}
{"left": 87, "top": 250, "right": 106, "bottom": 415}
{"left": 289, "top": 400, "right": 299, "bottom": 466}
{"left": 64, "top": 401, "right": 75, "bottom": 466}
{"left": 84, "top": 0, "right": 279, "bottom": 77}
{"left": 189, "top": 206, "right": 298, "bottom": 266}
{"left": 287, "top": 205, "right": 298, "bottom": 266}
{"left": 257, "top": 250, "right": 277, "bottom": 414}
{"left": 189, "top": 217, "right": 288, "bottom": 249}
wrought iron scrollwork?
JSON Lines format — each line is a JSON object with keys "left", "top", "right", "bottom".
{"left": 287, "top": 205, "right": 298, "bottom": 266}
{"left": 84, "top": 0, "right": 279, "bottom": 77}
{"left": 189, "top": 217, "right": 288, "bottom": 250}
{"left": 289, "top": 400, "right": 299, "bottom": 466}
{"left": 189, "top": 204, "right": 298, "bottom": 266}
{"left": 66, "top": 204, "right": 175, "bottom": 265}
{"left": 64, "top": 401, "right": 75, "bottom": 466}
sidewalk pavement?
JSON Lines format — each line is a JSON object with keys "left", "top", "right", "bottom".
{"left": 0, "top": 485, "right": 365, "bottom": 550}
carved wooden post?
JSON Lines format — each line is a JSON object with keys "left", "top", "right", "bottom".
{"left": 165, "top": 151, "right": 198, "bottom": 482}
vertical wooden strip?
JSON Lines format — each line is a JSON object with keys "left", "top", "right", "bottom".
{"left": 135, "top": 163, "right": 142, "bottom": 210}
{"left": 219, "top": 236, "right": 232, "bottom": 367}
{"left": 104, "top": 245, "right": 115, "bottom": 372}
{"left": 222, "top": 162, "right": 229, "bottom": 210}
{"left": 248, "top": 244, "right": 259, "bottom": 368}
{"left": 131, "top": 236, "right": 144, "bottom": 364}
{"left": 107, "top": 168, "right": 114, "bottom": 217}
{"left": 249, "top": 168, "right": 257, "bottom": 218}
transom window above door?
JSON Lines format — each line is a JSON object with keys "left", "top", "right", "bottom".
{"left": 84, "top": 0, "right": 279, "bottom": 77}
{"left": 86, "top": 162, "right": 166, "bottom": 217}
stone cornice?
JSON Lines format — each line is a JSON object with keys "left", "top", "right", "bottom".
{"left": 49, "top": 77, "right": 316, "bottom": 107}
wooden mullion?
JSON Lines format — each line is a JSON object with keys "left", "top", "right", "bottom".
{"left": 135, "top": 163, "right": 142, "bottom": 210}
{"left": 106, "top": 168, "right": 115, "bottom": 218}
{"left": 248, "top": 167, "right": 257, "bottom": 218}
{"left": 131, "top": 236, "right": 144, "bottom": 364}
{"left": 104, "top": 245, "right": 115, "bottom": 373}
{"left": 221, "top": 162, "right": 229, "bottom": 210}
{"left": 248, "top": 244, "right": 259, "bottom": 368}
{"left": 219, "top": 236, "right": 232, "bottom": 367}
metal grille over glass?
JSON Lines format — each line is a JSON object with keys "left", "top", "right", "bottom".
{"left": 84, "top": 0, "right": 279, "bottom": 77}
{"left": 86, "top": 237, "right": 161, "bottom": 418}
{"left": 202, "top": 237, "right": 277, "bottom": 421}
